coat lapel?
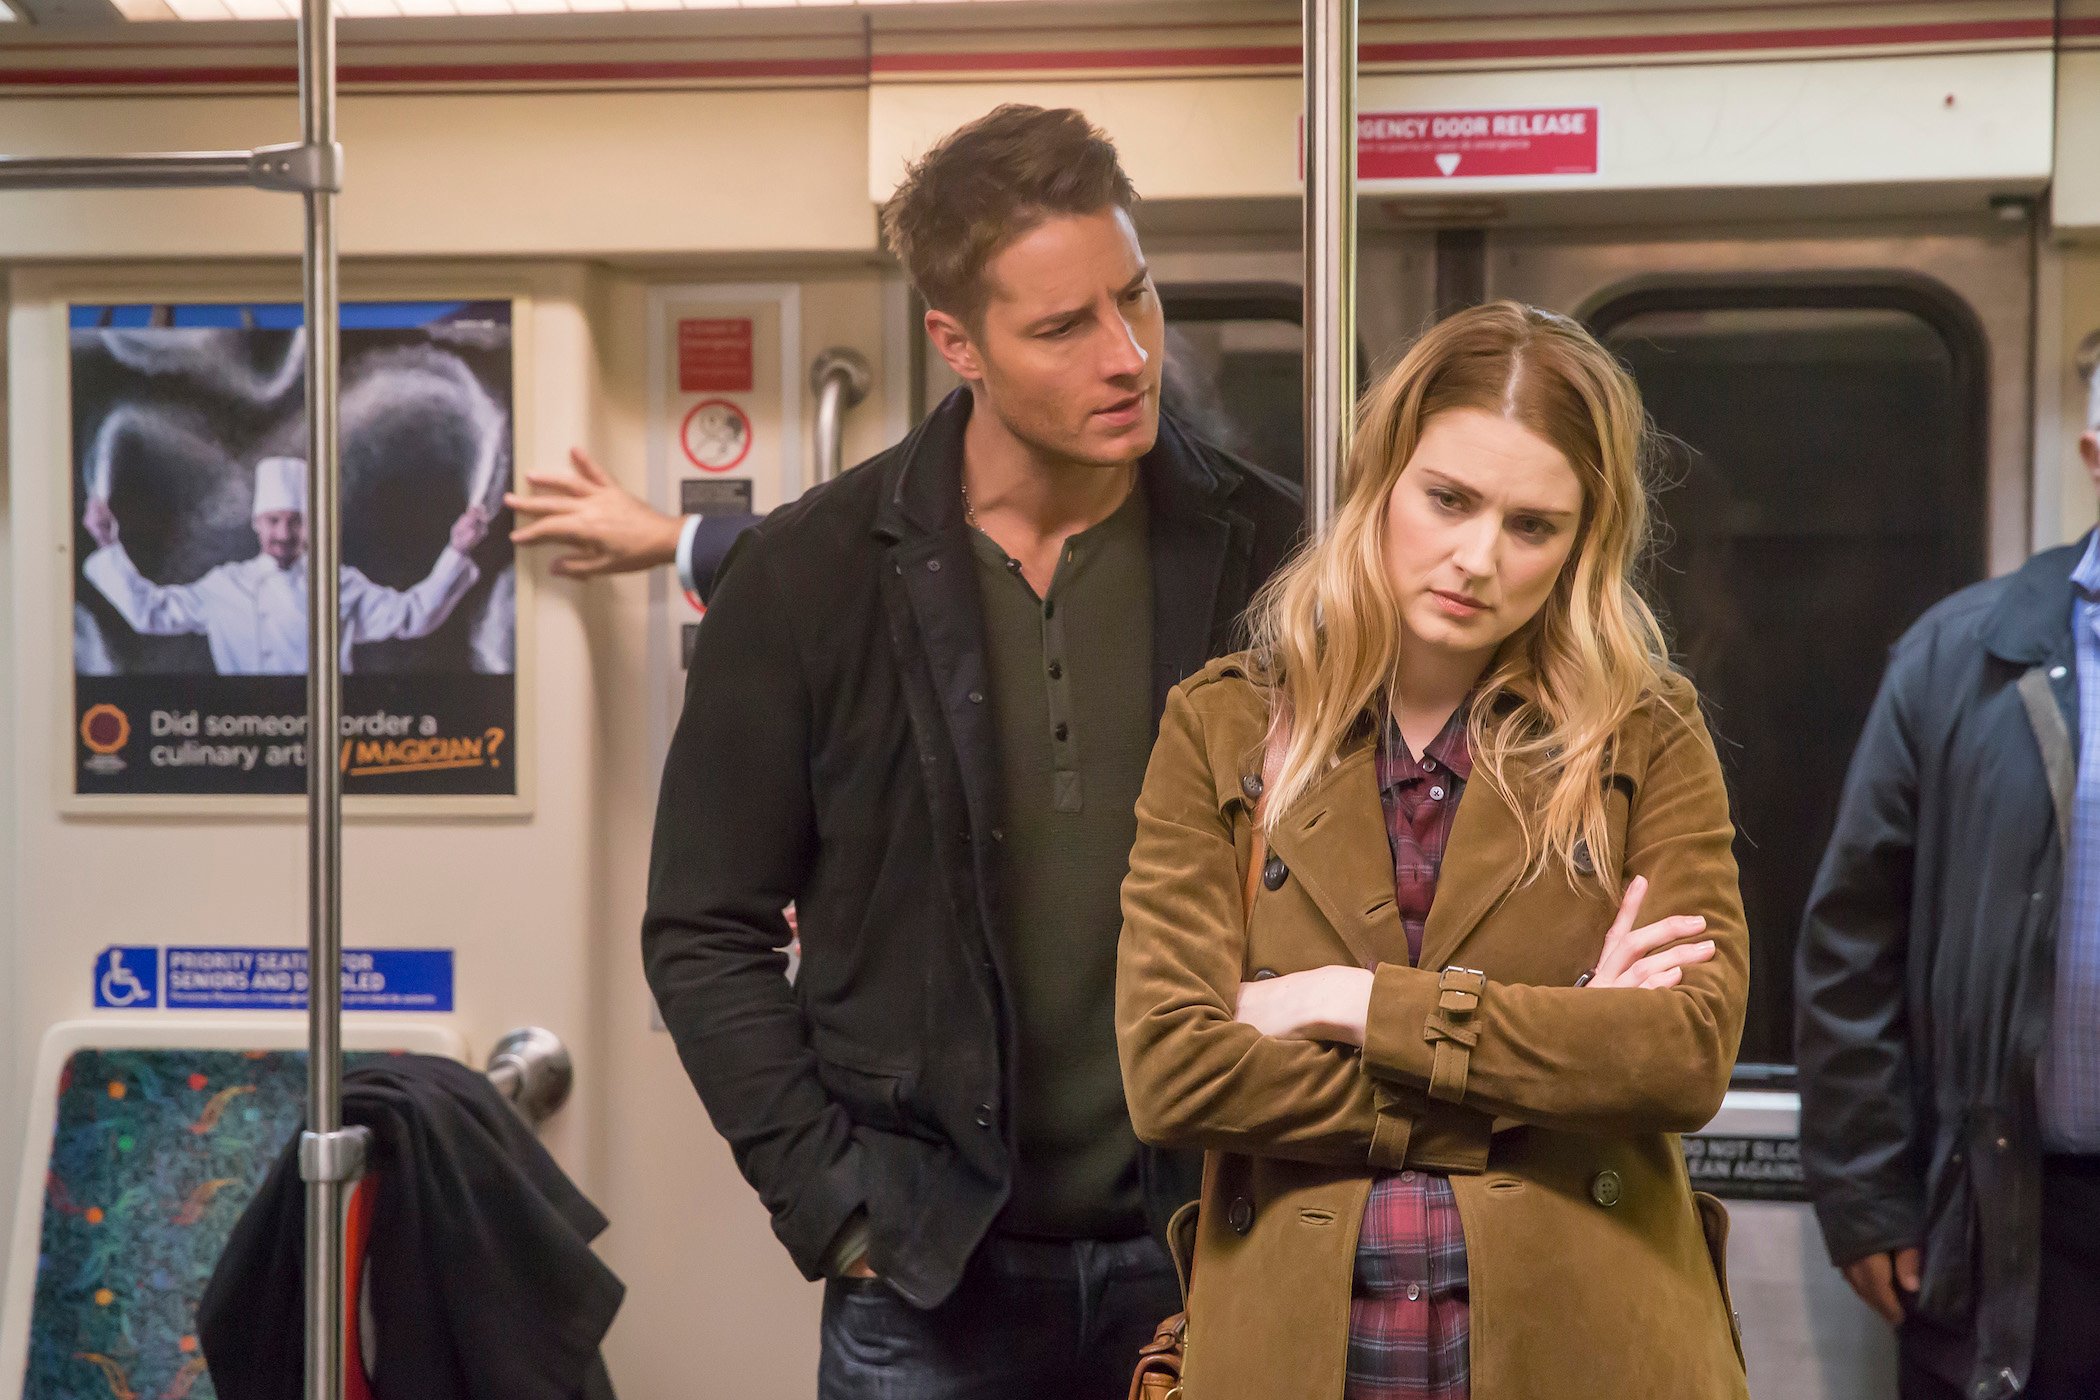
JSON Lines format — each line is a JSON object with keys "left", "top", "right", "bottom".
{"left": 1264, "top": 742, "right": 1408, "bottom": 970}
{"left": 873, "top": 390, "right": 1005, "bottom": 863}
{"left": 1415, "top": 764, "right": 1532, "bottom": 974}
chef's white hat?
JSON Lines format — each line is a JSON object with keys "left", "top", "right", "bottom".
{"left": 252, "top": 457, "right": 308, "bottom": 518}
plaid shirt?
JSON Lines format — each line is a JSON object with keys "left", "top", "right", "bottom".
{"left": 1347, "top": 709, "right": 1473, "bottom": 1400}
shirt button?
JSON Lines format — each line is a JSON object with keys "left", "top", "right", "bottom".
{"left": 1406, "top": 1283, "right": 1422, "bottom": 1301}
{"left": 1047, "top": 661, "right": 1063, "bottom": 680}
{"left": 1429, "top": 786, "right": 1445, "bottom": 800}
{"left": 927, "top": 559, "right": 941, "bottom": 573}
{"left": 967, "top": 690, "right": 984, "bottom": 704}
{"left": 1054, "top": 723, "right": 1069, "bottom": 742}
{"left": 975, "top": 1105, "right": 995, "bottom": 1129}
{"left": 1400, "top": 1170, "right": 1417, "bottom": 1183}
{"left": 1228, "top": 1198, "right": 1255, "bottom": 1235}
{"left": 2052, "top": 665, "right": 2069, "bottom": 680}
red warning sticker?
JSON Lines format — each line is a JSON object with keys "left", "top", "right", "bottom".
{"left": 680, "top": 399, "right": 753, "bottom": 473}
{"left": 1358, "top": 107, "right": 1599, "bottom": 180}
{"left": 678, "top": 318, "right": 754, "bottom": 394}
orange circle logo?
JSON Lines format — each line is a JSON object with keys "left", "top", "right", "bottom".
{"left": 80, "top": 704, "right": 131, "bottom": 755}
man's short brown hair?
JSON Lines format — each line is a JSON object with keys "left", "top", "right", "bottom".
{"left": 880, "top": 104, "right": 1138, "bottom": 326}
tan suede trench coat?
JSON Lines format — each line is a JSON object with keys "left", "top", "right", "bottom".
{"left": 1116, "top": 655, "right": 1751, "bottom": 1400}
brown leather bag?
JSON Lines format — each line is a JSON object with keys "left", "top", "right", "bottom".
{"left": 1126, "top": 722, "right": 1289, "bottom": 1400}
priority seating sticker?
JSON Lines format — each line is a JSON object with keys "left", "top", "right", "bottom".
{"left": 92, "top": 945, "right": 452, "bottom": 1012}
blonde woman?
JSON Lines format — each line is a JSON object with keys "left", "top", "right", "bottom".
{"left": 1117, "top": 302, "right": 1749, "bottom": 1399}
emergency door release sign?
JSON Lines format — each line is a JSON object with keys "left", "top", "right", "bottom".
{"left": 1358, "top": 107, "right": 1599, "bottom": 180}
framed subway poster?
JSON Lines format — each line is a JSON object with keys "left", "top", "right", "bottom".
{"left": 65, "top": 299, "right": 527, "bottom": 812}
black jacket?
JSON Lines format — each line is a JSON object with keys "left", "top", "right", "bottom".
{"left": 642, "top": 391, "right": 1302, "bottom": 1309}
{"left": 199, "top": 1055, "right": 623, "bottom": 1400}
{"left": 1797, "top": 539, "right": 2087, "bottom": 1400}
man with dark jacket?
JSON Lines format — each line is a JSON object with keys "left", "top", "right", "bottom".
{"left": 642, "top": 105, "right": 1299, "bottom": 1398}
{"left": 1798, "top": 416, "right": 2100, "bottom": 1400}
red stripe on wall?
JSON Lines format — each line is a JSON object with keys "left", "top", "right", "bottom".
{"left": 0, "top": 55, "right": 868, "bottom": 87}
{"left": 871, "top": 43, "right": 1297, "bottom": 75}
{"left": 0, "top": 17, "right": 2051, "bottom": 90}
{"left": 1360, "top": 18, "right": 2052, "bottom": 63}
{"left": 871, "top": 18, "right": 2053, "bottom": 76}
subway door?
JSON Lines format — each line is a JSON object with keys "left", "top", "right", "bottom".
{"left": 587, "top": 273, "right": 906, "bottom": 1400}
{"left": 1458, "top": 219, "right": 2032, "bottom": 1400}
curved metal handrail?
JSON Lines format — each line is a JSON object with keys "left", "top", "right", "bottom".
{"left": 810, "top": 348, "right": 873, "bottom": 486}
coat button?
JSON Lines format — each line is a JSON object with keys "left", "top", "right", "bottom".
{"left": 1228, "top": 1198, "right": 1255, "bottom": 1234}
{"left": 1252, "top": 968, "right": 1279, "bottom": 981}
{"left": 1241, "top": 773, "right": 1264, "bottom": 800}
{"left": 1262, "top": 855, "right": 1288, "bottom": 891}
{"left": 974, "top": 1105, "right": 995, "bottom": 1129}
{"left": 968, "top": 690, "right": 984, "bottom": 704}
{"left": 1590, "top": 1170, "right": 1622, "bottom": 1208}
{"left": 1572, "top": 840, "right": 1594, "bottom": 876}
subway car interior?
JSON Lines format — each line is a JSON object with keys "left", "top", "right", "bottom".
{"left": 0, "top": 1, "right": 2095, "bottom": 1398}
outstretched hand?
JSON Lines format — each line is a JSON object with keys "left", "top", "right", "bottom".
{"left": 505, "top": 447, "right": 682, "bottom": 579}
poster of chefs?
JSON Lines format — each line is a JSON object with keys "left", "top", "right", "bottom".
{"left": 69, "top": 300, "right": 520, "bottom": 800}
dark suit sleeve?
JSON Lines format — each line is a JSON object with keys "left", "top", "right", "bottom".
{"left": 1796, "top": 636, "right": 1928, "bottom": 1268}
{"left": 642, "top": 535, "right": 864, "bottom": 1280}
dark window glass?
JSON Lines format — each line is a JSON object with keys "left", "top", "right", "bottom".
{"left": 1594, "top": 296, "right": 1988, "bottom": 1074}
{"left": 1159, "top": 284, "right": 1306, "bottom": 487}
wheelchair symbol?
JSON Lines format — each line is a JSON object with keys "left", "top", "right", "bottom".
{"left": 94, "top": 948, "right": 158, "bottom": 1009}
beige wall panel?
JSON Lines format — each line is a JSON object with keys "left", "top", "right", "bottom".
{"left": 869, "top": 77, "right": 1303, "bottom": 204}
{"left": 0, "top": 87, "right": 876, "bottom": 260}
{"left": 871, "top": 51, "right": 2050, "bottom": 206}
{"left": 1366, "top": 51, "right": 2054, "bottom": 195}
{"left": 2057, "top": 51, "right": 2100, "bottom": 233}
{"left": 4, "top": 260, "right": 604, "bottom": 1335}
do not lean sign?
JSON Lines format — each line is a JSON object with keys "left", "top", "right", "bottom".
{"left": 1358, "top": 107, "right": 1599, "bottom": 180}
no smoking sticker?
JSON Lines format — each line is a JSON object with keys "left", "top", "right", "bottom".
{"left": 680, "top": 399, "right": 753, "bottom": 473}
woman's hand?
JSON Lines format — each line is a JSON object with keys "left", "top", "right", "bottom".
{"left": 1235, "top": 966, "right": 1376, "bottom": 1045}
{"left": 1583, "top": 875, "right": 1714, "bottom": 990}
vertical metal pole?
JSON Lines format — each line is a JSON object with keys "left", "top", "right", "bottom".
{"left": 298, "top": 0, "right": 350, "bottom": 1393}
{"left": 1303, "top": 0, "right": 1357, "bottom": 533}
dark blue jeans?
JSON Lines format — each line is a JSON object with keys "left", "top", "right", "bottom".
{"left": 817, "top": 1234, "right": 1180, "bottom": 1400}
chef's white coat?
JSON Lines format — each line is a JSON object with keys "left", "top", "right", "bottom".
{"left": 83, "top": 543, "right": 481, "bottom": 675}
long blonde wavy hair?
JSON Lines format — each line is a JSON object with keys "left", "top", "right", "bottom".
{"left": 1246, "top": 301, "right": 1672, "bottom": 891}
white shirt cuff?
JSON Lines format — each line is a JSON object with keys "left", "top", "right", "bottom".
{"left": 674, "top": 513, "right": 703, "bottom": 597}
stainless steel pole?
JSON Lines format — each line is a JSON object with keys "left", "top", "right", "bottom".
{"left": 0, "top": 153, "right": 253, "bottom": 189}
{"left": 296, "top": 0, "right": 356, "bottom": 1394}
{"left": 1302, "top": 0, "right": 1358, "bottom": 534}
